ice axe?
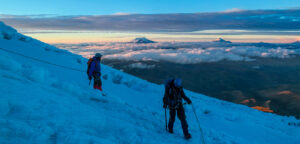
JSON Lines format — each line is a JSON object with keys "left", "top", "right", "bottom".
{"left": 165, "top": 107, "right": 168, "bottom": 131}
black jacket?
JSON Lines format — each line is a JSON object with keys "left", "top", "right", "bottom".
{"left": 163, "top": 84, "right": 191, "bottom": 108}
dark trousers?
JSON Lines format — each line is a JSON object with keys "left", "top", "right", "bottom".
{"left": 168, "top": 105, "right": 189, "bottom": 136}
{"left": 93, "top": 74, "right": 102, "bottom": 91}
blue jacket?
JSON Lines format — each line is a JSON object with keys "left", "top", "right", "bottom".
{"left": 88, "top": 57, "right": 101, "bottom": 77}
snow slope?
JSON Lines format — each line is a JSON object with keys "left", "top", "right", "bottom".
{"left": 0, "top": 21, "right": 300, "bottom": 144}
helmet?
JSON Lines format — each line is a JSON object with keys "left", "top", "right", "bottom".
{"left": 173, "top": 78, "right": 182, "bottom": 88}
{"left": 95, "top": 53, "right": 102, "bottom": 58}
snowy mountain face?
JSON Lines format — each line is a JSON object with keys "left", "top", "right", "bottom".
{"left": 131, "top": 37, "right": 156, "bottom": 44}
{"left": 0, "top": 21, "right": 300, "bottom": 144}
{"left": 213, "top": 38, "right": 232, "bottom": 43}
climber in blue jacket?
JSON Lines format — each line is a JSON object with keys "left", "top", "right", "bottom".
{"left": 87, "top": 53, "right": 102, "bottom": 91}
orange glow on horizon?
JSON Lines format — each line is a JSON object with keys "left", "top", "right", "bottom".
{"left": 22, "top": 31, "right": 300, "bottom": 44}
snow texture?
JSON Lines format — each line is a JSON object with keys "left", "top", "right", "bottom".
{"left": 0, "top": 21, "right": 300, "bottom": 144}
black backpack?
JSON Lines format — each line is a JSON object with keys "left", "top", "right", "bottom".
{"left": 165, "top": 80, "right": 182, "bottom": 108}
{"left": 87, "top": 58, "right": 93, "bottom": 76}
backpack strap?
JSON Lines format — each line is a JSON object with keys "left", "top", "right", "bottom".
{"left": 87, "top": 58, "right": 93, "bottom": 75}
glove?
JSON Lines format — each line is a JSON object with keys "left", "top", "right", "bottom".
{"left": 163, "top": 104, "right": 167, "bottom": 109}
{"left": 89, "top": 76, "right": 92, "bottom": 80}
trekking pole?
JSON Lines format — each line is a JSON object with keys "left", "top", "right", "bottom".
{"left": 89, "top": 80, "right": 91, "bottom": 86}
{"left": 165, "top": 108, "right": 168, "bottom": 131}
{"left": 191, "top": 104, "right": 206, "bottom": 144}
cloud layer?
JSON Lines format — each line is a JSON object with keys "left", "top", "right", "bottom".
{"left": 1, "top": 9, "right": 300, "bottom": 32}
{"left": 55, "top": 41, "right": 300, "bottom": 64}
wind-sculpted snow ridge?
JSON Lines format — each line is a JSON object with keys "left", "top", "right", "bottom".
{"left": 55, "top": 40, "right": 300, "bottom": 64}
{"left": 1, "top": 21, "right": 300, "bottom": 144}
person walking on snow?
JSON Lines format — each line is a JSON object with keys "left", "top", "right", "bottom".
{"left": 163, "top": 78, "right": 192, "bottom": 139}
{"left": 87, "top": 53, "right": 103, "bottom": 91}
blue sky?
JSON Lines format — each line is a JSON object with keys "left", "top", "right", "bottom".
{"left": 0, "top": 0, "right": 300, "bottom": 43}
{"left": 0, "top": 0, "right": 299, "bottom": 15}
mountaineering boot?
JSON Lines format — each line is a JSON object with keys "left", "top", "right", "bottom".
{"left": 101, "top": 92, "right": 107, "bottom": 96}
{"left": 168, "top": 129, "right": 173, "bottom": 134}
{"left": 184, "top": 133, "right": 191, "bottom": 139}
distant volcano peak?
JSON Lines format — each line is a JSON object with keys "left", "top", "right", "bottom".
{"left": 213, "top": 38, "right": 232, "bottom": 43}
{"left": 131, "top": 37, "right": 156, "bottom": 44}
{"left": 292, "top": 41, "right": 300, "bottom": 44}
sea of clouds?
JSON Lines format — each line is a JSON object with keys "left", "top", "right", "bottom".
{"left": 55, "top": 41, "right": 300, "bottom": 65}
